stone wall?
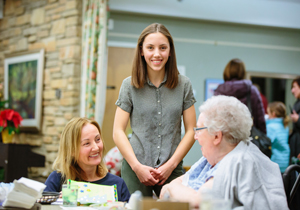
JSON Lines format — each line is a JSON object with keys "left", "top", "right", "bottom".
{"left": 0, "top": 0, "right": 82, "bottom": 180}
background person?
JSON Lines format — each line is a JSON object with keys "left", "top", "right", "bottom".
{"left": 44, "top": 117, "right": 130, "bottom": 202}
{"left": 160, "top": 95, "right": 288, "bottom": 210}
{"left": 266, "top": 102, "right": 290, "bottom": 173}
{"left": 214, "top": 58, "right": 266, "bottom": 133}
{"left": 288, "top": 76, "right": 300, "bottom": 210}
{"left": 290, "top": 76, "right": 300, "bottom": 163}
{"left": 113, "top": 23, "right": 196, "bottom": 197}
{"left": 253, "top": 83, "right": 268, "bottom": 114}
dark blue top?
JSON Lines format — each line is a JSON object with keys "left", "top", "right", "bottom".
{"left": 44, "top": 171, "right": 130, "bottom": 202}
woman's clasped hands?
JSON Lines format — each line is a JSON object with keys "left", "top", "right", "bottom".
{"left": 133, "top": 162, "right": 175, "bottom": 186}
{"left": 133, "top": 164, "right": 161, "bottom": 186}
{"left": 154, "top": 163, "right": 175, "bottom": 186}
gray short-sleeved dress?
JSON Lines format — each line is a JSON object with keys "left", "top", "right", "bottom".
{"left": 116, "top": 74, "right": 196, "bottom": 195}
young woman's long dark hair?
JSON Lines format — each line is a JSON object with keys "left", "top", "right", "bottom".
{"left": 131, "top": 23, "right": 179, "bottom": 89}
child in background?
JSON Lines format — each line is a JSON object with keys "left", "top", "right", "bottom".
{"left": 266, "top": 102, "right": 290, "bottom": 173}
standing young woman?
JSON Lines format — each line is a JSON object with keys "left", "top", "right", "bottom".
{"left": 113, "top": 23, "right": 196, "bottom": 197}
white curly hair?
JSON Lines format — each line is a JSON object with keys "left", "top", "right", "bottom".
{"left": 199, "top": 95, "right": 253, "bottom": 144}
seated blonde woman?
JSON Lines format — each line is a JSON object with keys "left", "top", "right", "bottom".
{"left": 160, "top": 95, "right": 288, "bottom": 210}
{"left": 44, "top": 117, "right": 130, "bottom": 202}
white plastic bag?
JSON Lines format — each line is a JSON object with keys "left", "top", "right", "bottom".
{"left": 0, "top": 182, "right": 14, "bottom": 206}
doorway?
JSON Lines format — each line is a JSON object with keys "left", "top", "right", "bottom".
{"left": 102, "top": 47, "right": 135, "bottom": 152}
{"left": 251, "top": 77, "right": 286, "bottom": 104}
{"left": 247, "top": 71, "right": 298, "bottom": 131}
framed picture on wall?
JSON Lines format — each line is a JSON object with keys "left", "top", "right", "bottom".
{"left": 4, "top": 49, "right": 45, "bottom": 132}
{"left": 205, "top": 78, "right": 224, "bottom": 100}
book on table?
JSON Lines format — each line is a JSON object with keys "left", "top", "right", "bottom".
{"left": 69, "top": 179, "right": 118, "bottom": 203}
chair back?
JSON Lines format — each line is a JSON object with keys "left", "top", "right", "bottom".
{"left": 282, "top": 164, "right": 300, "bottom": 210}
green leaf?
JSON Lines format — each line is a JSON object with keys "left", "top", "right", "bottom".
{"left": 8, "top": 127, "right": 14, "bottom": 135}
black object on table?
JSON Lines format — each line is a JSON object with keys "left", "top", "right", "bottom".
{"left": 0, "top": 143, "right": 45, "bottom": 183}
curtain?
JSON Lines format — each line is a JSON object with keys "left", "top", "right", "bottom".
{"left": 81, "top": 0, "right": 108, "bottom": 126}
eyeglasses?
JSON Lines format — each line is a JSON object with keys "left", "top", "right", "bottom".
{"left": 193, "top": 127, "right": 207, "bottom": 134}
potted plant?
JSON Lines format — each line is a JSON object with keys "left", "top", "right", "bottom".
{"left": 0, "top": 109, "right": 23, "bottom": 143}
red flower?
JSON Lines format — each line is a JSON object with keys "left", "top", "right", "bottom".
{"left": 0, "top": 109, "right": 23, "bottom": 133}
{"left": 12, "top": 111, "right": 23, "bottom": 128}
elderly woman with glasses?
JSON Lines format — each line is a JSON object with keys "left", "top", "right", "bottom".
{"left": 160, "top": 95, "right": 288, "bottom": 210}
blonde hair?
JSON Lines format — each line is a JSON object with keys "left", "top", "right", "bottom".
{"left": 131, "top": 23, "right": 179, "bottom": 89}
{"left": 52, "top": 117, "right": 107, "bottom": 182}
{"left": 268, "top": 102, "right": 290, "bottom": 127}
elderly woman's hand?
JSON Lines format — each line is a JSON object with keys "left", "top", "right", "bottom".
{"left": 160, "top": 182, "right": 201, "bottom": 208}
{"left": 291, "top": 110, "right": 299, "bottom": 123}
{"left": 159, "top": 175, "right": 184, "bottom": 199}
{"left": 159, "top": 183, "right": 171, "bottom": 200}
{"left": 159, "top": 182, "right": 183, "bottom": 200}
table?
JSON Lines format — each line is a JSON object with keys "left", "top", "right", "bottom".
{"left": 41, "top": 205, "right": 61, "bottom": 210}
{"left": 0, "top": 203, "right": 60, "bottom": 210}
